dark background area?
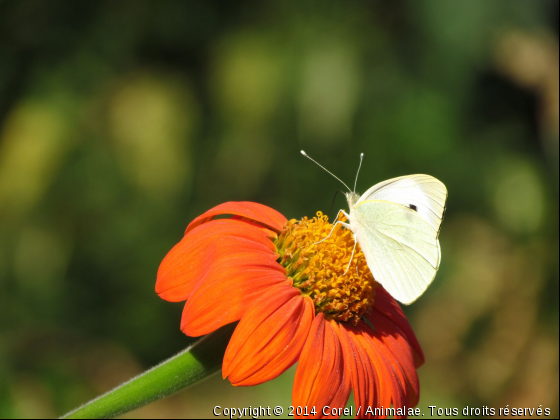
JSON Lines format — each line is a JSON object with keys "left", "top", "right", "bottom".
{"left": 0, "top": 1, "right": 558, "bottom": 418}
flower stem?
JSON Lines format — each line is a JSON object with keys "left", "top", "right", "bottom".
{"left": 61, "top": 323, "right": 236, "bottom": 419}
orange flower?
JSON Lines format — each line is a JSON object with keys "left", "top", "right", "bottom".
{"left": 156, "top": 202, "right": 424, "bottom": 419}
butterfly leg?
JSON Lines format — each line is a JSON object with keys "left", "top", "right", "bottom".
{"left": 343, "top": 239, "right": 358, "bottom": 275}
{"left": 325, "top": 209, "right": 356, "bottom": 275}
{"left": 313, "top": 210, "right": 351, "bottom": 245}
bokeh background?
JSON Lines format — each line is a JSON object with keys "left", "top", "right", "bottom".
{"left": 0, "top": 1, "right": 558, "bottom": 418}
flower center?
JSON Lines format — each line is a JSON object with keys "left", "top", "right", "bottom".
{"left": 275, "top": 211, "right": 376, "bottom": 326}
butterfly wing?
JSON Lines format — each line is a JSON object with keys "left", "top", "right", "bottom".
{"left": 352, "top": 200, "right": 441, "bottom": 305}
{"left": 357, "top": 175, "right": 447, "bottom": 234}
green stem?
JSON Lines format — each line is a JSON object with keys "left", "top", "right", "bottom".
{"left": 61, "top": 323, "right": 236, "bottom": 419}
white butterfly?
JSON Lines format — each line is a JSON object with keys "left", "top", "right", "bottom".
{"left": 301, "top": 151, "right": 447, "bottom": 305}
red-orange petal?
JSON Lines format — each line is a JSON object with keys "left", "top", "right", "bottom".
{"left": 180, "top": 248, "right": 286, "bottom": 337}
{"left": 292, "top": 315, "right": 351, "bottom": 419}
{"left": 337, "top": 325, "right": 378, "bottom": 419}
{"left": 185, "top": 202, "right": 287, "bottom": 235}
{"left": 156, "top": 219, "right": 277, "bottom": 302}
{"left": 371, "top": 340, "right": 407, "bottom": 418}
{"left": 373, "top": 288, "right": 425, "bottom": 367}
{"left": 353, "top": 326, "right": 393, "bottom": 419}
{"left": 223, "top": 285, "right": 314, "bottom": 386}
{"left": 368, "top": 312, "right": 420, "bottom": 408}
{"left": 359, "top": 322, "right": 412, "bottom": 419}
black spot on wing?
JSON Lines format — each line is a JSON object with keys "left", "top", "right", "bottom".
{"left": 409, "top": 204, "right": 418, "bottom": 212}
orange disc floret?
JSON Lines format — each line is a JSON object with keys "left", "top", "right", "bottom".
{"left": 276, "top": 212, "right": 376, "bottom": 326}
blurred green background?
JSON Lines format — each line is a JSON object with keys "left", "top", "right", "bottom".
{"left": 0, "top": 1, "right": 558, "bottom": 418}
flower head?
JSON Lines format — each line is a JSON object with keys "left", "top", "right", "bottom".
{"left": 156, "top": 202, "right": 424, "bottom": 419}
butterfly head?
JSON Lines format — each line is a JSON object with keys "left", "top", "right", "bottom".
{"left": 346, "top": 191, "right": 360, "bottom": 211}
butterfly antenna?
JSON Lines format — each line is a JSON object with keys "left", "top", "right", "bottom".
{"left": 300, "top": 150, "right": 352, "bottom": 192}
{"left": 353, "top": 153, "right": 364, "bottom": 193}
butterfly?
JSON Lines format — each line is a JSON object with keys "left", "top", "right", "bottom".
{"left": 301, "top": 151, "right": 447, "bottom": 305}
